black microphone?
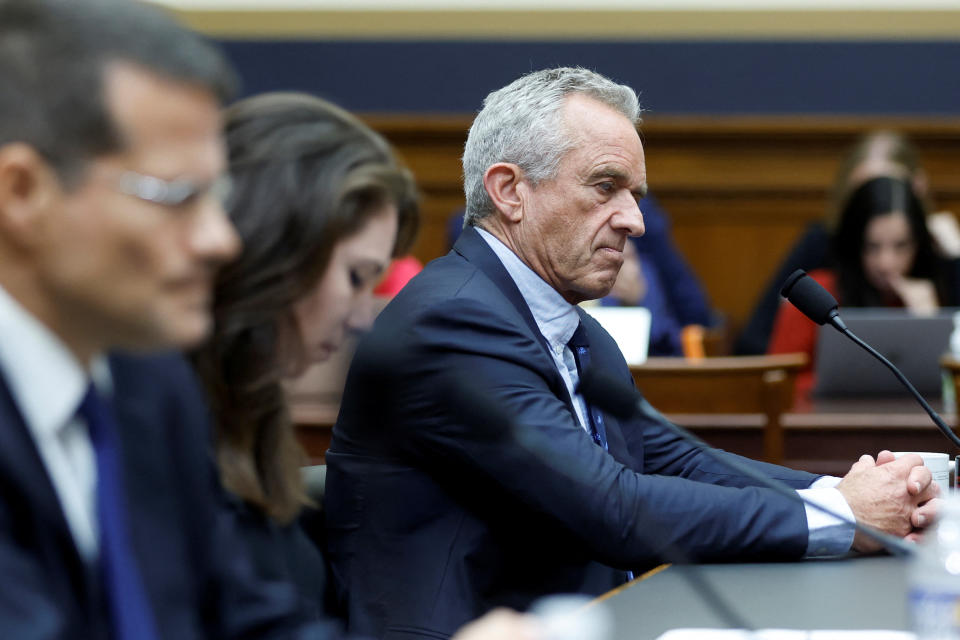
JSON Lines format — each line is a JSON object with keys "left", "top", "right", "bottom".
{"left": 578, "top": 368, "right": 915, "bottom": 557}
{"left": 780, "top": 269, "right": 960, "bottom": 450}
{"left": 779, "top": 268, "right": 847, "bottom": 331}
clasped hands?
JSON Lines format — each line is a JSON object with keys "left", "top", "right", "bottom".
{"left": 836, "top": 450, "right": 942, "bottom": 552}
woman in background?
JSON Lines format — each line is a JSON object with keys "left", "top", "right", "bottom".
{"left": 192, "top": 92, "right": 540, "bottom": 639}
{"left": 768, "top": 175, "right": 960, "bottom": 398}
{"left": 736, "top": 130, "right": 946, "bottom": 355}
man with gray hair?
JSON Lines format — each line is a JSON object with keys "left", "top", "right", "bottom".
{"left": 326, "top": 67, "right": 937, "bottom": 639}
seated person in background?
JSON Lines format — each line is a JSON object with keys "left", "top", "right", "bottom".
{"left": 191, "top": 93, "right": 540, "bottom": 639}
{"left": 325, "top": 66, "right": 939, "bottom": 640}
{"left": 737, "top": 130, "right": 955, "bottom": 355}
{"left": 768, "top": 175, "right": 960, "bottom": 399}
{"left": 450, "top": 190, "right": 715, "bottom": 357}
{"left": 627, "top": 192, "right": 715, "bottom": 355}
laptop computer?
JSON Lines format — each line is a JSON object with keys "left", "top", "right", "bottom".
{"left": 813, "top": 308, "right": 957, "bottom": 397}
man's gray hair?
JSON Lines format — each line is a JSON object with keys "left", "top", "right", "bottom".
{"left": 462, "top": 67, "right": 641, "bottom": 227}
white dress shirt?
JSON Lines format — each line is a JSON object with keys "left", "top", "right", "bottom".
{"left": 474, "top": 227, "right": 855, "bottom": 556}
{"left": 0, "top": 285, "right": 103, "bottom": 561}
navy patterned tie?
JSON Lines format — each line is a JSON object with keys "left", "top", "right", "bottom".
{"left": 77, "top": 383, "right": 160, "bottom": 640}
{"left": 569, "top": 324, "right": 634, "bottom": 581}
{"left": 568, "top": 322, "right": 609, "bottom": 451}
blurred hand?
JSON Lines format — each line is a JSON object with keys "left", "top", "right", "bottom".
{"left": 888, "top": 276, "right": 939, "bottom": 315}
{"left": 451, "top": 609, "right": 545, "bottom": 640}
{"left": 928, "top": 212, "right": 960, "bottom": 259}
{"left": 837, "top": 451, "right": 939, "bottom": 552}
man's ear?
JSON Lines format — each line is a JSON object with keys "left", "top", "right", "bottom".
{"left": 482, "top": 162, "right": 526, "bottom": 223}
{"left": 0, "top": 143, "right": 60, "bottom": 249}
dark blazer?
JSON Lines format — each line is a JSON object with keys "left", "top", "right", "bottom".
{"left": 225, "top": 495, "right": 335, "bottom": 625}
{"left": 0, "top": 351, "right": 338, "bottom": 640}
{"left": 325, "top": 227, "right": 819, "bottom": 640}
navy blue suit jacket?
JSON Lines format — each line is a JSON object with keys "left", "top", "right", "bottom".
{"left": 0, "top": 351, "right": 336, "bottom": 639}
{"left": 325, "top": 227, "right": 818, "bottom": 640}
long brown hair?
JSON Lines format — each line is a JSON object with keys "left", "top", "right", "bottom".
{"left": 192, "top": 92, "right": 418, "bottom": 522}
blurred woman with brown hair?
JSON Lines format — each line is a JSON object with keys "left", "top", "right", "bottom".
{"left": 191, "top": 92, "right": 418, "bottom": 621}
{"left": 192, "top": 92, "right": 541, "bottom": 639}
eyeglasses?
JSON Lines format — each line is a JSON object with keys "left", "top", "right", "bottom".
{"left": 113, "top": 170, "right": 232, "bottom": 209}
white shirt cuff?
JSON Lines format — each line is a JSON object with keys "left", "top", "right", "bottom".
{"left": 798, "top": 476, "right": 856, "bottom": 557}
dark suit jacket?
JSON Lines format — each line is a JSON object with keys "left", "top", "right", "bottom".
{"left": 325, "top": 227, "right": 819, "bottom": 640}
{"left": 0, "top": 351, "right": 339, "bottom": 640}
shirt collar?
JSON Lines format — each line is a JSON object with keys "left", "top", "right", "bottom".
{"left": 0, "top": 285, "right": 107, "bottom": 438}
{"left": 475, "top": 227, "right": 580, "bottom": 352}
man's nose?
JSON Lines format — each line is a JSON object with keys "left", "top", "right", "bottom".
{"left": 190, "top": 198, "right": 242, "bottom": 264}
{"left": 612, "top": 190, "right": 645, "bottom": 237}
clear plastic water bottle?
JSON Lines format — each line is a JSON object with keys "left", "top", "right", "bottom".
{"left": 910, "top": 495, "right": 960, "bottom": 639}
{"left": 529, "top": 594, "right": 613, "bottom": 640}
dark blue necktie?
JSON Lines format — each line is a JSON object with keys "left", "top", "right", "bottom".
{"left": 77, "top": 383, "right": 160, "bottom": 640}
{"left": 568, "top": 324, "right": 634, "bottom": 581}
{"left": 568, "top": 323, "right": 609, "bottom": 451}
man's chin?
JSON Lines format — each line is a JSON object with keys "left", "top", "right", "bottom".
{"left": 589, "top": 277, "right": 619, "bottom": 301}
{"left": 139, "top": 312, "right": 212, "bottom": 352}
{"left": 567, "top": 285, "right": 616, "bottom": 306}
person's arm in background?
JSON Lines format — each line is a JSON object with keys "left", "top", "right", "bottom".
{"left": 634, "top": 194, "right": 712, "bottom": 327}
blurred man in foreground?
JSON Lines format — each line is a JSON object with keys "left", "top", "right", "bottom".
{"left": 0, "top": 0, "right": 312, "bottom": 636}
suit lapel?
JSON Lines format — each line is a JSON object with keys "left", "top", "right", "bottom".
{"left": 453, "top": 226, "right": 583, "bottom": 421}
{"left": 0, "top": 369, "right": 91, "bottom": 599}
{"left": 453, "top": 227, "right": 555, "bottom": 357}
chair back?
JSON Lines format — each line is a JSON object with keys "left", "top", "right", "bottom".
{"left": 629, "top": 354, "right": 806, "bottom": 464}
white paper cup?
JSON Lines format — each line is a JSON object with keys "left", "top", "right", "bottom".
{"left": 893, "top": 452, "right": 950, "bottom": 495}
